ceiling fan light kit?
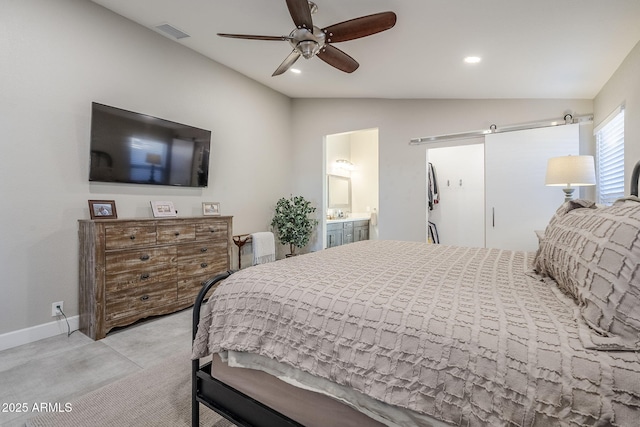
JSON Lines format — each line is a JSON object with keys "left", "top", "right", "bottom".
{"left": 217, "top": 0, "right": 397, "bottom": 76}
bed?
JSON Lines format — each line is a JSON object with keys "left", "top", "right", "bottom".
{"left": 192, "top": 163, "right": 640, "bottom": 427}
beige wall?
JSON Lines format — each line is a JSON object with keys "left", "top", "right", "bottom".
{"left": 0, "top": 0, "right": 292, "bottom": 336}
{"left": 350, "top": 129, "right": 379, "bottom": 218}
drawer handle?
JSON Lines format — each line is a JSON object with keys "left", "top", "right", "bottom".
{"left": 129, "top": 235, "right": 136, "bottom": 240}
{"left": 141, "top": 273, "right": 150, "bottom": 280}
{"left": 140, "top": 295, "right": 149, "bottom": 301}
{"left": 140, "top": 254, "right": 150, "bottom": 261}
{"left": 209, "top": 228, "right": 216, "bottom": 233}
{"left": 200, "top": 247, "right": 208, "bottom": 252}
{"left": 174, "top": 232, "right": 180, "bottom": 236}
{"left": 200, "top": 262, "right": 208, "bottom": 268}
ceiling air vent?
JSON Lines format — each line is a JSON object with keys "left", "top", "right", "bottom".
{"left": 154, "top": 23, "right": 190, "bottom": 40}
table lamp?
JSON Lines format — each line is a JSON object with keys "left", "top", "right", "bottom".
{"left": 545, "top": 155, "right": 596, "bottom": 202}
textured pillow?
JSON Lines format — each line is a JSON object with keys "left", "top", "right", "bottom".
{"left": 532, "top": 200, "right": 596, "bottom": 278}
{"left": 532, "top": 199, "right": 595, "bottom": 280}
{"left": 533, "top": 198, "right": 640, "bottom": 350}
{"left": 546, "top": 199, "right": 596, "bottom": 228}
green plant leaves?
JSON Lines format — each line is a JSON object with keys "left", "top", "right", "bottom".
{"left": 271, "top": 195, "right": 319, "bottom": 254}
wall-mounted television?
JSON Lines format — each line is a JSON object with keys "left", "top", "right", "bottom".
{"left": 89, "top": 102, "right": 211, "bottom": 187}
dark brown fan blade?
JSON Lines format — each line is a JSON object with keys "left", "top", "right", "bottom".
{"left": 272, "top": 50, "right": 302, "bottom": 76}
{"left": 286, "top": 0, "right": 313, "bottom": 29}
{"left": 316, "top": 45, "right": 359, "bottom": 73}
{"left": 218, "top": 33, "right": 291, "bottom": 41}
{"left": 322, "top": 12, "right": 397, "bottom": 43}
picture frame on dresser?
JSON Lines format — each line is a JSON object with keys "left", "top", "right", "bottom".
{"left": 202, "top": 202, "right": 220, "bottom": 216}
{"left": 150, "top": 200, "right": 177, "bottom": 218}
{"left": 88, "top": 200, "right": 117, "bottom": 219}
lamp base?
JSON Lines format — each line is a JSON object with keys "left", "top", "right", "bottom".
{"left": 562, "top": 187, "right": 575, "bottom": 202}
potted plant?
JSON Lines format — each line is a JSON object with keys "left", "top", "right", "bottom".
{"left": 271, "top": 195, "right": 319, "bottom": 256}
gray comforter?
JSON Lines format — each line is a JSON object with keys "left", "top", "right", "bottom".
{"left": 193, "top": 240, "right": 640, "bottom": 426}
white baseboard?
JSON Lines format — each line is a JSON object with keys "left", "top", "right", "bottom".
{"left": 0, "top": 316, "right": 80, "bottom": 352}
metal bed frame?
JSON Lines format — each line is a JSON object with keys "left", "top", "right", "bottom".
{"left": 191, "top": 271, "right": 303, "bottom": 427}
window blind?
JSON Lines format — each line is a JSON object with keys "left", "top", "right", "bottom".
{"left": 595, "top": 107, "right": 625, "bottom": 205}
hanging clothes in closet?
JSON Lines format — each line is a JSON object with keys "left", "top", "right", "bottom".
{"left": 427, "top": 162, "right": 440, "bottom": 244}
{"left": 427, "top": 162, "right": 440, "bottom": 210}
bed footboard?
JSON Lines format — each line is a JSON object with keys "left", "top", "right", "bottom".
{"left": 191, "top": 271, "right": 303, "bottom": 427}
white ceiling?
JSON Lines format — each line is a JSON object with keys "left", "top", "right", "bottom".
{"left": 90, "top": 0, "right": 640, "bottom": 100}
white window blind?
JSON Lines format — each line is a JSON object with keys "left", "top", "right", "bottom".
{"left": 595, "top": 107, "right": 625, "bottom": 205}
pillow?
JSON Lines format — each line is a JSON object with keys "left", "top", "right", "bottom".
{"left": 546, "top": 198, "right": 596, "bottom": 227}
{"left": 533, "top": 198, "right": 640, "bottom": 350}
{"left": 532, "top": 199, "right": 595, "bottom": 279}
{"left": 532, "top": 199, "right": 596, "bottom": 278}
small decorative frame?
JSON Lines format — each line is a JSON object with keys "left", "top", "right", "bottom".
{"left": 202, "top": 202, "right": 221, "bottom": 216}
{"left": 150, "top": 201, "right": 177, "bottom": 218}
{"left": 88, "top": 200, "right": 117, "bottom": 220}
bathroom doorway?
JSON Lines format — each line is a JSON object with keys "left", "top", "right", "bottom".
{"left": 324, "top": 128, "right": 379, "bottom": 248}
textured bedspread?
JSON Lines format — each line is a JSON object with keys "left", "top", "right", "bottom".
{"left": 193, "top": 240, "right": 640, "bottom": 426}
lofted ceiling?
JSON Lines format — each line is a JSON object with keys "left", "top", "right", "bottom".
{"left": 90, "top": 0, "right": 640, "bottom": 99}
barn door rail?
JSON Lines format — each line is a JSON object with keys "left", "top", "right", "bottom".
{"left": 409, "top": 113, "right": 593, "bottom": 145}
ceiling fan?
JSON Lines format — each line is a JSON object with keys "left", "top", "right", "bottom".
{"left": 218, "top": 0, "right": 397, "bottom": 76}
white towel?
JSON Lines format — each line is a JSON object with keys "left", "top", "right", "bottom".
{"left": 251, "top": 232, "right": 276, "bottom": 265}
{"left": 370, "top": 209, "right": 378, "bottom": 226}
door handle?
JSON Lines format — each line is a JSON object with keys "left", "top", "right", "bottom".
{"left": 492, "top": 208, "right": 495, "bottom": 228}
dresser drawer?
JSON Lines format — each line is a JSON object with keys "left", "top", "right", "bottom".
{"left": 105, "top": 282, "right": 177, "bottom": 322}
{"left": 195, "top": 221, "right": 228, "bottom": 241}
{"left": 178, "top": 241, "right": 228, "bottom": 281}
{"left": 157, "top": 223, "right": 196, "bottom": 244}
{"left": 105, "top": 247, "right": 177, "bottom": 291}
{"left": 178, "top": 274, "right": 216, "bottom": 301}
{"left": 178, "top": 240, "right": 227, "bottom": 258}
{"left": 105, "top": 225, "right": 156, "bottom": 250}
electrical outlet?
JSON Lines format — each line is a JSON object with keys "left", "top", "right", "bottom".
{"left": 52, "top": 301, "right": 64, "bottom": 317}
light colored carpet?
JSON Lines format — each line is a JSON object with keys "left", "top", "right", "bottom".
{"left": 25, "top": 352, "right": 233, "bottom": 427}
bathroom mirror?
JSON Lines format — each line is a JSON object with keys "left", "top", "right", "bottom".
{"left": 328, "top": 174, "right": 351, "bottom": 210}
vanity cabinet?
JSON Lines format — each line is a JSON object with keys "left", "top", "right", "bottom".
{"left": 353, "top": 220, "right": 369, "bottom": 242}
{"left": 343, "top": 221, "right": 354, "bottom": 244}
{"left": 326, "top": 219, "right": 369, "bottom": 248}
{"left": 78, "top": 216, "right": 232, "bottom": 340}
{"left": 326, "top": 222, "right": 344, "bottom": 248}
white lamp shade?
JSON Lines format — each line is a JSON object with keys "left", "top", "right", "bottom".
{"left": 145, "top": 153, "right": 162, "bottom": 165}
{"left": 545, "top": 155, "right": 596, "bottom": 187}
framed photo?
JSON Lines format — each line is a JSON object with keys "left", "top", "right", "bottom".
{"left": 150, "top": 201, "right": 177, "bottom": 218}
{"left": 202, "top": 202, "right": 221, "bottom": 216}
{"left": 88, "top": 200, "right": 117, "bottom": 220}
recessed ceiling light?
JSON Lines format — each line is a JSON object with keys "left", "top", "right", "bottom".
{"left": 290, "top": 68, "right": 301, "bottom": 74}
{"left": 464, "top": 56, "right": 482, "bottom": 64}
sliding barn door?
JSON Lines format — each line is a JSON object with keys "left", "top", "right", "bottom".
{"left": 485, "top": 124, "right": 579, "bottom": 251}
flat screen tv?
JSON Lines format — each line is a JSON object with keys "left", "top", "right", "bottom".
{"left": 89, "top": 102, "right": 211, "bottom": 187}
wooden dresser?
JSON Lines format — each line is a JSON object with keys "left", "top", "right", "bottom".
{"left": 78, "top": 216, "right": 232, "bottom": 340}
